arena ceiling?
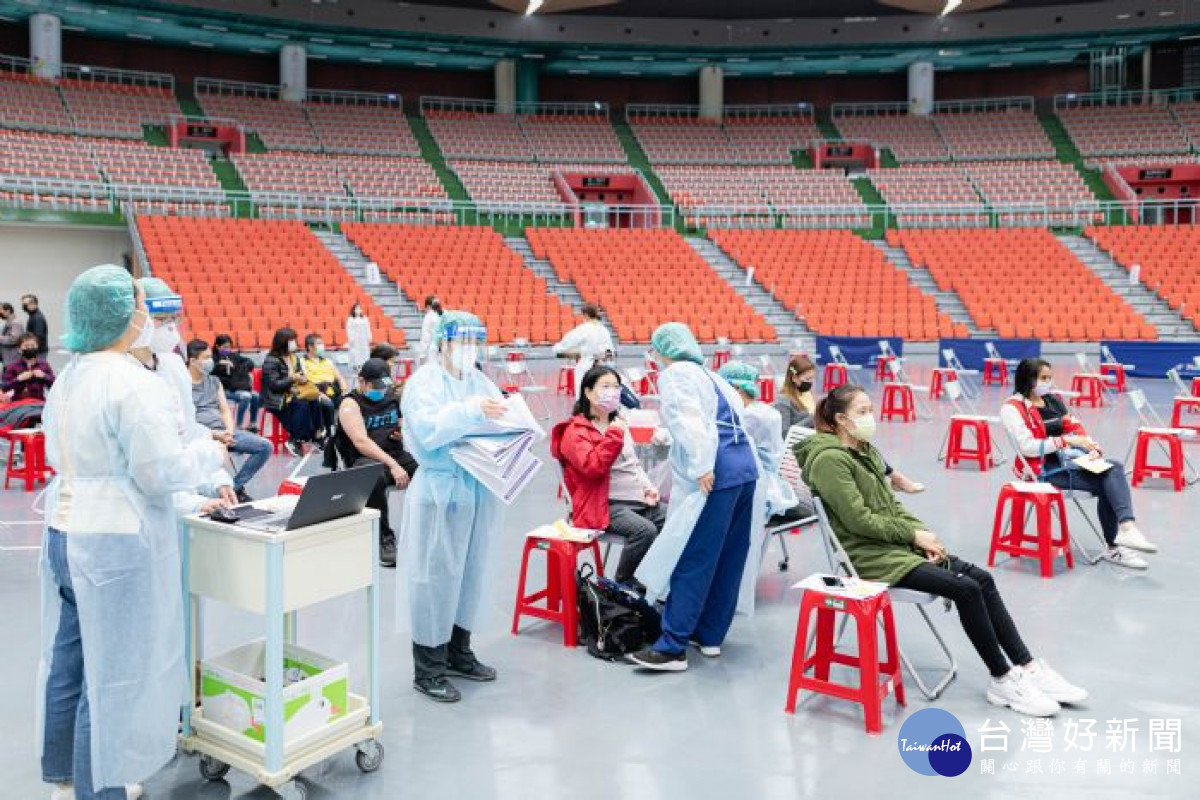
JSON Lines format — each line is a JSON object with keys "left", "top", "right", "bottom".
{"left": 438, "top": 0, "right": 1103, "bottom": 19}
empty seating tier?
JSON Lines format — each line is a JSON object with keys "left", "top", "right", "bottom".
{"left": 519, "top": 114, "right": 626, "bottom": 164}
{"left": 304, "top": 102, "right": 420, "bottom": 156}
{"left": 425, "top": 110, "right": 534, "bottom": 162}
{"left": 655, "top": 165, "right": 866, "bottom": 227}
{"left": 868, "top": 165, "right": 984, "bottom": 226}
{"left": 449, "top": 160, "right": 567, "bottom": 207}
{"left": 834, "top": 114, "right": 950, "bottom": 163}
{"left": 1057, "top": 104, "right": 1190, "bottom": 158}
{"left": 723, "top": 115, "right": 821, "bottom": 164}
{"left": 343, "top": 224, "right": 573, "bottom": 344}
{"left": 92, "top": 138, "right": 220, "bottom": 193}
{"left": 59, "top": 80, "right": 180, "bottom": 139}
{"left": 1086, "top": 225, "right": 1200, "bottom": 329}
{"left": 334, "top": 156, "right": 446, "bottom": 201}
{"left": 963, "top": 161, "right": 1098, "bottom": 225}
{"left": 138, "top": 216, "right": 404, "bottom": 349}
{"left": 526, "top": 227, "right": 775, "bottom": 343}
{"left": 0, "top": 74, "right": 73, "bottom": 132}
{"left": 932, "top": 110, "right": 1055, "bottom": 161}
{"left": 231, "top": 152, "right": 348, "bottom": 199}
{"left": 890, "top": 228, "right": 1156, "bottom": 340}
{"left": 713, "top": 229, "right": 963, "bottom": 341}
{"left": 0, "top": 129, "right": 102, "bottom": 183}
{"left": 628, "top": 118, "right": 740, "bottom": 165}
{"left": 197, "top": 93, "right": 320, "bottom": 151}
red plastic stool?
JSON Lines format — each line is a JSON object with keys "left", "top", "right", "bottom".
{"left": 784, "top": 586, "right": 905, "bottom": 735}
{"left": 507, "top": 351, "right": 525, "bottom": 363}
{"left": 880, "top": 383, "right": 916, "bottom": 422}
{"left": 3, "top": 429, "right": 50, "bottom": 492}
{"left": 556, "top": 365, "right": 575, "bottom": 396}
{"left": 929, "top": 368, "right": 957, "bottom": 400}
{"left": 265, "top": 412, "right": 290, "bottom": 455}
{"left": 988, "top": 482, "right": 1073, "bottom": 579}
{"left": 822, "top": 363, "right": 848, "bottom": 392}
{"left": 399, "top": 358, "right": 415, "bottom": 380}
{"left": 874, "top": 356, "right": 895, "bottom": 382}
{"left": 1192, "top": 377, "right": 1200, "bottom": 398}
{"left": 1100, "top": 363, "right": 1127, "bottom": 393}
{"left": 1171, "top": 397, "right": 1200, "bottom": 434}
{"left": 1130, "top": 429, "right": 1187, "bottom": 491}
{"left": 1069, "top": 374, "right": 1105, "bottom": 408}
{"left": 982, "top": 358, "right": 1008, "bottom": 387}
{"left": 759, "top": 376, "right": 775, "bottom": 404}
{"left": 944, "top": 416, "right": 995, "bottom": 471}
{"left": 712, "top": 348, "right": 732, "bottom": 370}
{"left": 511, "top": 535, "right": 605, "bottom": 647}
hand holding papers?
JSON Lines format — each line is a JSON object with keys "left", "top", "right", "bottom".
{"left": 450, "top": 394, "right": 545, "bottom": 505}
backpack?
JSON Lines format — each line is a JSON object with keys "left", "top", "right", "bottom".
{"left": 576, "top": 563, "right": 661, "bottom": 662}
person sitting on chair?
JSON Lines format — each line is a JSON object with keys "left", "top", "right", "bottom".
{"left": 1000, "top": 357, "right": 1157, "bottom": 571}
{"left": 797, "top": 383, "right": 1087, "bottom": 718}
{"left": 332, "top": 358, "right": 417, "bottom": 569}
{"left": 551, "top": 365, "right": 664, "bottom": 588}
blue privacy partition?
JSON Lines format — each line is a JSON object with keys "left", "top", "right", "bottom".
{"left": 816, "top": 336, "right": 903, "bottom": 367}
{"left": 1102, "top": 340, "right": 1200, "bottom": 379}
{"left": 938, "top": 338, "right": 1041, "bottom": 371}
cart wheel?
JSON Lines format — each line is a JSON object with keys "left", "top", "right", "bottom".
{"left": 778, "top": 558, "right": 789, "bottom": 572}
{"left": 356, "top": 740, "right": 385, "bottom": 773}
{"left": 278, "top": 781, "right": 307, "bottom": 800}
{"left": 198, "top": 755, "right": 230, "bottom": 781}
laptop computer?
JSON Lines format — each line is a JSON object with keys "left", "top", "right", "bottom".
{"left": 224, "top": 463, "right": 385, "bottom": 533}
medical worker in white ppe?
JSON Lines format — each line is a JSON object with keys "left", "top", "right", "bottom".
{"left": 718, "top": 361, "right": 799, "bottom": 616}
{"left": 37, "top": 265, "right": 226, "bottom": 800}
{"left": 553, "top": 302, "right": 614, "bottom": 396}
{"left": 400, "top": 311, "right": 506, "bottom": 703}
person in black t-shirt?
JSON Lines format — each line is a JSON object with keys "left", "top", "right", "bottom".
{"left": 335, "top": 358, "right": 418, "bottom": 568}
{"left": 212, "top": 333, "right": 260, "bottom": 431}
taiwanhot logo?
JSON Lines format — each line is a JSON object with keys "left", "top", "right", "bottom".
{"left": 897, "top": 708, "right": 972, "bottom": 777}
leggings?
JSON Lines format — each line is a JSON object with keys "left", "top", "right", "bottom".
{"left": 894, "top": 556, "right": 1032, "bottom": 678}
{"left": 1042, "top": 460, "right": 1134, "bottom": 544}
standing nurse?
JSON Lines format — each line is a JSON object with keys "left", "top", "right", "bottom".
{"left": 37, "top": 265, "right": 227, "bottom": 800}
{"left": 400, "top": 311, "right": 507, "bottom": 703}
{"left": 631, "top": 323, "right": 759, "bottom": 671}
{"left": 553, "top": 302, "right": 614, "bottom": 396}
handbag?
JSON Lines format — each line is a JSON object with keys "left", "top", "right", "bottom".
{"left": 576, "top": 563, "right": 661, "bottom": 662}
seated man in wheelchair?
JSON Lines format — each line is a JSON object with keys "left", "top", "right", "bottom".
{"left": 330, "top": 358, "right": 418, "bottom": 568}
{"left": 999, "top": 357, "right": 1157, "bottom": 571}
{"left": 796, "top": 384, "right": 1086, "bottom": 718}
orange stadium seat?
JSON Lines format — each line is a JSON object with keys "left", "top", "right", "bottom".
{"left": 1086, "top": 225, "right": 1200, "bottom": 329}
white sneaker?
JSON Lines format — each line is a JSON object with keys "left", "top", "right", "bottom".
{"left": 1101, "top": 545, "right": 1149, "bottom": 571}
{"left": 987, "top": 669, "right": 1061, "bottom": 717}
{"left": 126, "top": 784, "right": 144, "bottom": 800}
{"left": 1022, "top": 659, "right": 1088, "bottom": 705}
{"left": 689, "top": 640, "right": 722, "bottom": 658}
{"left": 50, "top": 784, "right": 73, "bottom": 800}
{"left": 1115, "top": 527, "right": 1158, "bottom": 553}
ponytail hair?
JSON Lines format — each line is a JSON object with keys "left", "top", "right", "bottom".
{"left": 814, "top": 384, "right": 866, "bottom": 434}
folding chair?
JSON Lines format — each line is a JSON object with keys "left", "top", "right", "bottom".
{"left": 984, "top": 341, "right": 1019, "bottom": 369}
{"left": 828, "top": 344, "right": 864, "bottom": 377}
{"left": 1166, "top": 367, "right": 1191, "bottom": 399}
{"left": 809, "top": 497, "right": 958, "bottom": 701}
{"left": 1074, "top": 352, "right": 1115, "bottom": 402}
{"left": 1123, "top": 389, "right": 1200, "bottom": 486}
{"left": 503, "top": 361, "right": 551, "bottom": 421}
{"left": 935, "top": 379, "right": 1008, "bottom": 466}
{"left": 884, "top": 357, "right": 934, "bottom": 420}
{"left": 940, "top": 347, "right": 980, "bottom": 399}
{"left": 767, "top": 423, "right": 822, "bottom": 571}
{"left": 1002, "top": 426, "right": 1107, "bottom": 565}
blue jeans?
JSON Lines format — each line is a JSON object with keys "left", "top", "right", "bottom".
{"left": 229, "top": 430, "right": 272, "bottom": 491}
{"left": 227, "top": 390, "right": 260, "bottom": 428}
{"left": 1043, "top": 458, "right": 1135, "bottom": 544}
{"left": 42, "top": 528, "right": 125, "bottom": 800}
{"left": 653, "top": 480, "right": 756, "bottom": 654}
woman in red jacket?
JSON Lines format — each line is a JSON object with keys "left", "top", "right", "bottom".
{"left": 550, "top": 366, "right": 664, "bottom": 586}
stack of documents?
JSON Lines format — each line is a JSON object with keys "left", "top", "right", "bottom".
{"left": 450, "top": 395, "right": 545, "bottom": 504}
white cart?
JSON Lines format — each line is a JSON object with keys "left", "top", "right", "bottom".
{"left": 180, "top": 508, "right": 384, "bottom": 800}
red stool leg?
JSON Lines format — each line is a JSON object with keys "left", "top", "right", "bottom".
{"left": 1054, "top": 495, "right": 1074, "bottom": 571}
{"left": 588, "top": 539, "right": 605, "bottom": 578}
{"left": 557, "top": 543, "right": 579, "bottom": 648}
{"left": 988, "top": 490, "right": 1010, "bottom": 567}
{"left": 879, "top": 599, "right": 905, "bottom": 707}
{"left": 1035, "top": 497, "right": 1055, "bottom": 579}
{"left": 785, "top": 597, "right": 815, "bottom": 713}
{"left": 854, "top": 604, "right": 883, "bottom": 735}
{"left": 1171, "top": 436, "right": 1186, "bottom": 491}
{"left": 511, "top": 540, "right": 535, "bottom": 635}
{"left": 812, "top": 605, "right": 836, "bottom": 683}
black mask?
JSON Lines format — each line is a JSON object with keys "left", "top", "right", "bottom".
{"left": 21, "top": 348, "right": 38, "bottom": 360}
{"left": 798, "top": 381, "right": 813, "bottom": 393}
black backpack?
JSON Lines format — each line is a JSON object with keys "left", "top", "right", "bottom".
{"left": 576, "top": 564, "right": 661, "bottom": 662}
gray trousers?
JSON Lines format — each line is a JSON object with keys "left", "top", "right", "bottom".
{"left": 606, "top": 500, "right": 666, "bottom": 583}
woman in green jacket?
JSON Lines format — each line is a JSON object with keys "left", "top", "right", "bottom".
{"left": 795, "top": 384, "right": 1087, "bottom": 718}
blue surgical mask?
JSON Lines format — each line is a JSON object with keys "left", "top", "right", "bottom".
{"left": 364, "top": 388, "right": 387, "bottom": 402}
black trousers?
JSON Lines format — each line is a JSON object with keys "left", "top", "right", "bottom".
{"left": 605, "top": 500, "right": 666, "bottom": 583}
{"left": 353, "top": 452, "right": 418, "bottom": 539}
{"left": 894, "top": 556, "right": 1032, "bottom": 678}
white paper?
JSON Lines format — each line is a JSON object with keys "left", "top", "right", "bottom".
{"left": 1010, "top": 480, "right": 1058, "bottom": 494}
{"left": 462, "top": 394, "right": 546, "bottom": 440}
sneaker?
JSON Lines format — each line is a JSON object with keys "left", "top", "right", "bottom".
{"left": 246, "top": 425, "right": 260, "bottom": 434}
{"left": 987, "top": 669, "right": 1060, "bottom": 717}
{"left": 413, "top": 676, "right": 461, "bottom": 703}
{"left": 1101, "top": 545, "right": 1149, "bottom": 571}
{"left": 50, "top": 784, "right": 73, "bottom": 800}
{"left": 1115, "top": 526, "right": 1158, "bottom": 553}
{"left": 379, "top": 535, "right": 397, "bottom": 568}
{"left": 447, "top": 659, "right": 497, "bottom": 682}
{"left": 126, "top": 785, "right": 144, "bottom": 800}
{"left": 235, "top": 488, "right": 253, "bottom": 504}
{"left": 284, "top": 440, "right": 303, "bottom": 458}
{"left": 1022, "top": 659, "right": 1088, "bottom": 705}
{"left": 628, "top": 647, "right": 688, "bottom": 672}
{"left": 689, "top": 640, "right": 722, "bottom": 658}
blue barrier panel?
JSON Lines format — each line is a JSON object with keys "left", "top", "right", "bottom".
{"left": 816, "top": 336, "right": 903, "bottom": 368}
{"left": 938, "top": 338, "right": 1041, "bottom": 372}
{"left": 1102, "top": 340, "right": 1200, "bottom": 379}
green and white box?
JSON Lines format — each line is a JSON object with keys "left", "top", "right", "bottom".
{"left": 200, "top": 640, "right": 349, "bottom": 744}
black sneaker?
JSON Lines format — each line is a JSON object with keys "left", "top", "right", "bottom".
{"left": 380, "top": 536, "right": 397, "bottom": 568}
{"left": 627, "top": 647, "right": 688, "bottom": 672}
{"left": 447, "top": 660, "right": 497, "bottom": 682}
{"left": 413, "top": 676, "right": 461, "bottom": 703}
{"left": 245, "top": 425, "right": 260, "bottom": 434}
{"left": 235, "top": 488, "right": 253, "bottom": 504}
{"left": 284, "top": 440, "right": 303, "bottom": 458}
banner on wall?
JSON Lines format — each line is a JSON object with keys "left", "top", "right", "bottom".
{"left": 816, "top": 336, "right": 903, "bottom": 368}
{"left": 1101, "top": 340, "right": 1200, "bottom": 379}
{"left": 937, "top": 338, "right": 1041, "bottom": 372}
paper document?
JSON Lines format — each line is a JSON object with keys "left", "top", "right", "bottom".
{"left": 1010, "top": 481, "right": 1058, "bottom": 494}
{"left": 1072, "top": 454, "right": 1114, "bottom": 474}
{"left": 464, "top": 394, "right": 546, "bottom": 440}
{"left": 451, "top": 431, "right": 542, "bottom": 505}
{"left": 526, "top": 519, "right": 602, "bottom": 543}
{"left": 793, "top": 574, "right": 888, "bottom": 600}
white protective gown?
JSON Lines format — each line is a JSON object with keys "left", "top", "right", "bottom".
{"left": 419, "top": 311, "right": 440, "bottom": 364}
{"left": 634, "top": 361, "right": 762, "bottom": 603}
{"left": 153, "top": 350, "right": 232, "bottom": 511}
{"left": 346, "top": 315, "right": 372, "bottom": 369}
{"left": 399, "top": 361, "right": 505, "bottom": 646}
{"left": 553, "top": 320, "right": 614, "bottom": 396}
{"left": 37, "top": 352, "right": 225, "bottom": 789}
{"left": 736, "top": 400, "right": 799, "bottom": 616}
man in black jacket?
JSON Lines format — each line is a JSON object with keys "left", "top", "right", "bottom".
{"left": 212, "top": 333, "right": 260, "bottom": 432}
{"left": 21, "top": 294, "right": 48, "bottom": 356}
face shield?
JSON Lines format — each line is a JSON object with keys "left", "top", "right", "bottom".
{"left": 440, "top": 321, "right": 487, "bottom": 373}
{"left": 144, "top": 294, "right": 184, "bottom": 354}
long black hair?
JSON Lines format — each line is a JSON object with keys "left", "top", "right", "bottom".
{"left": 1014, "top": 357, "right": 1051, "bottom": 398}
{"left": 814, "top": 384, "right": 867, "bottom": 434}
{"left": 269, "top": 327, "right": 297, "bottom": 359}
{"left": 573, "top": 365, "right": 622, "bottom": 421}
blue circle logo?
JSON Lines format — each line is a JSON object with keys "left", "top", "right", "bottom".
{"left": 897, "top": 708, "right": 973, "bottom": 777}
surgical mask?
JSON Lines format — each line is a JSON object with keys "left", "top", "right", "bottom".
{"left": 313, "top": 345, "right": 326, "bottom": 358}
{"left": 798, "top": 380, "right": 813, "bottom": 394}
{"left": 198, "top": 358, "right": 214, "bottom": 376}
{"left": 846, "top": 413, "right": 877, "bottom": 442}
{"left": 363, "top": 388, "right": 387, "bottom": 402}
{"left": 150, "top": 321, "right": 180, "bottom": 354}
{"left": 129, "top": 310, "right": 154, "bottom": 351}
{"left": 353, "top": 308, "right": 363, "bottom": 317}
{"left": 594, "top": 388, "right": 621, "bottom": 413}
{"left": 287, "top": 341, "right": 298, "bottom": 353}
{"left": 21, "top": 348, "right": 38, "bottom": 360}
{"left": 217, "top": 347, "right": 231, "bottom": 357}
{"left": 1033, "top": 380, "right": 1053, "bottom": 397}
{"left": 450, "top": 344, "right": 479, "bottom": 373}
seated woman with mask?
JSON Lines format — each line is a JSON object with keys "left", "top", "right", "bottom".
{"left": 551, "top": 365, "right": 664, "bottom": 587}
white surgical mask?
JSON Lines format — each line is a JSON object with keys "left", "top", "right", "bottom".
{"left": 150, "top": 321, "right": 180, "bottom": 354}
{"left": 128, "top": 310, "right": 154, "bottom": 351}
{"left": 847, "top": 413, "right": 877, "bottom": 442}
{"left": 1033, "top": 380, "right": 1053, "bottom": 397}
